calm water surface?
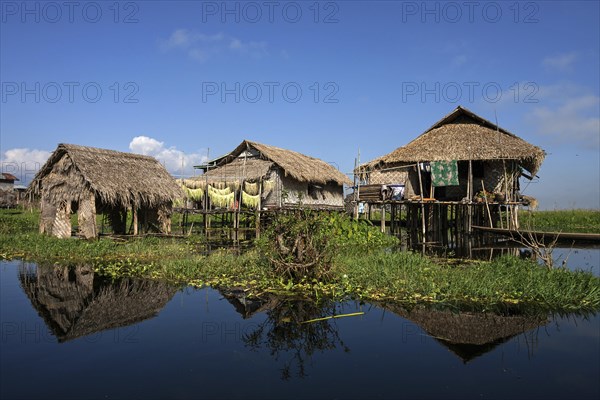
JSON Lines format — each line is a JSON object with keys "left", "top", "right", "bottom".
{"left": 1, "top": 259, "right": 598, "bottom": 400}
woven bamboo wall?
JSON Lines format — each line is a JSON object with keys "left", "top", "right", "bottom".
{"left": 39, "top": 195, "right": 57, "bottom": 235}
{"left": 77, "top": 190, "right": 97, "bottom": 239}
{"left": 368, "top": 169, "right": 408, "bottom": 185}
{"left": 262, "top": 170, "right": 280, "bottom": 207}
{"left": 368, "top": 168, "right": 421, "bottom": 198}
{"left": 280, "top": 174, "right": 344, "bottom": 207}
{"left": 157, "top": 204, "right": 172, "bottom": 234}
{"left": 52, "top": 201, "right": 71, "bottom": 238}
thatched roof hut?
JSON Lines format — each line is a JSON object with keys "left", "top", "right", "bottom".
{"left": 199, "top": 140, "right": 350, "bottom": 186}
{"left": 19, "top": 263, "right": 176, "bottom": 343}
{"left": 29, "top": 143, "right": 183, "bottom": 208}
{"left": 364, "top": 106, "right": 545, "bottom": 174}
{"left": 359, "top": 106, "right": 545, "bottom": 201}
{"left": 28, "top": 144, "right": 184, "bottom": 238}
{"left": 185, "top": 140, "right": 351, "bottom": 210}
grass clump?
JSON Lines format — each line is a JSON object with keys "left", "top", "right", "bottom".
{"left": 336, "top": 253, "right": 600, "bottom": 312}
{"left": 519, "top": 209, "right": 600, "bottom": 233}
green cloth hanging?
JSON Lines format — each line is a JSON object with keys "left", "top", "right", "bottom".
{"left": 431, "top": 160, "right": 459, "bottom": 187}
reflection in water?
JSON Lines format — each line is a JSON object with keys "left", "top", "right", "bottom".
{"left": 410, "top": 231, "right": 600, "bottom": 273}
{"left": 410, "top": 232, "right": 521, "bottom": 261}
{"left": 221, "top": 289, "right": 350, "bottom": 380}
{"left": 382, "top": 303, "right": 549, "bottom": 363}
{"left": 220, "top": 288, "right": 552, "bottom": 377}
{"left": 18, "top": 263, "right": 177, "bottom": 343}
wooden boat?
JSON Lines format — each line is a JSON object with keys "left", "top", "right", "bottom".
{"left": 472, "top": 226, "right": 600, "bottom": 244}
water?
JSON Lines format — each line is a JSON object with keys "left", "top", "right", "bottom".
{"left": 1, "top": 260, "right": 599, "bottom": 399}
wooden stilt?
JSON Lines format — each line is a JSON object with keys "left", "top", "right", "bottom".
{"left": 416, "top": 163, "right": 427, "bottom": 242}
{"left": 481, "top": 180, "right": 493, "bottom": 228}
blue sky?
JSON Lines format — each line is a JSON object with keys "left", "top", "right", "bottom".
{"left": 1, "top": 0, "right": 599, "bottom": 209}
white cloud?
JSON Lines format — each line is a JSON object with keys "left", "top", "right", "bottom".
{"left": 542, "top": 52, "right": 577, "bottom": 71}
{"left": 1, "top": 148, "right": 52, "bottom": 183}
{"left": 160, "top": 29, "right": 225, "bottom": 51}
{"left": 525, "top": 83, "right": 600, "bottom": 149}
{"left": 159, "top": 29, "right": 268, "bottom": 62}
{"left": 129, "top": 136, "right": 207, "bottom": 178}
{"left": 129, "top": 136, "right": 163, "bottom": 155}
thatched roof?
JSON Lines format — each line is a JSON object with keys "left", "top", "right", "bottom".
{"left": 362, "top": 106, "right": 546, "bottom": 175}
{"left": 212, "top": 140, "right": 351, "bottom": 186}
{"left": 19, "top": 264, "right": 176, "bottom": 343}
{"left": 28, "top": 143, "right": 184, "bottom": 207}
{"left": 203, "top": 157, "right": 274, "bottom": 182}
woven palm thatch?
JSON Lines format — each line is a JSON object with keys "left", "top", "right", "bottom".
{"left": 216, "top": 140, "right": 352, "bottom": 186}
{"left": 204, "top": 157, "right": 273, "bottom": 182}
{"left": 362, "top": 106, "right": 545, "bottom": 175}
{"left": 27, "top": 143, "right": 185, "bottom": 208}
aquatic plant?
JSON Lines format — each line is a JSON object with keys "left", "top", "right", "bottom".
{"left": 256, "top": 210, "right": 397, "bottom": 280}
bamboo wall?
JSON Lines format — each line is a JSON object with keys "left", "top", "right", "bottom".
{"left": 279, "top": 173, "right": 345, "bottom": 208}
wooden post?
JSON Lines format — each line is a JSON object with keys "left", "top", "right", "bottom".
{"left": 132, "top": 206, "right": 138, "bottom": 236}
{"left": 353, "top": 150, "right": 361, "bottom": 221}
{"left": 468, "top": 159, "right": 473, "bottom": 201}
{"left": 390, "top": 203, "right": 395, "bottom": 235}
{"left": 380, "top": 204, "right": 386, "bottom": 233}
{"left": 417, "top": 162, "right": 424, "bottom": 199}
{"left": 255, "top": 181, "right": 262, "bottom": 239}
{"left": 417, "top": 162, "right": 426, "bottom": 241}
{"left": 481, "top": 180, "right": 493, "bottom": 228}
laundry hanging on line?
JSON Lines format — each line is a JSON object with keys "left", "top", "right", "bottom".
{"left": 430, "top": 160, "right": 459, "bottom": 187}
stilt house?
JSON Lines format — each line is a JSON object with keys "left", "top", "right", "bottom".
{"left": 357, "top": 106, "right": 545, "bottom": 202}
{"left": 182, "top": 140, "right": 351, "bottom": 210}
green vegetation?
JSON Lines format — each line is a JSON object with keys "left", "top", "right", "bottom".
{"left": 519, "top": 209, "right": 600, "bottom": 233}
{"left": 1, "top": 208, "right": 599, "bottom": 313}
{"left": 256, "top": 210, "right": 396, "bottom": 279}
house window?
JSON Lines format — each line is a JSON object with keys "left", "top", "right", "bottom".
{"left": 308, "top": 184, "right": 324, "bottom": 200}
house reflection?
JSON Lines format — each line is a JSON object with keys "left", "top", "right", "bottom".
{"left": 381, "top": 303, "right": 548, "bottom": 363}
{"left": 18, "top": 263, "right": 177, "bottom": 343}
